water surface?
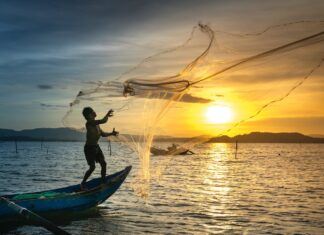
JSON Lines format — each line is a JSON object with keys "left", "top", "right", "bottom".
{"left": 0, "top": 142, "right": 323, "bottom": 234}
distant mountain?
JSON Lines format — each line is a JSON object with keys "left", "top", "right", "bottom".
{"left": 0, "top": 128, "right": 85, "bottom": 141}
{"left": 0, "top": 128, "right": 323, "bottom": 143}
{"left": 207, "top": 132, "right": 324, "bottom": 143}
{"left": 310, "top": 134, "right": 324, "bottom": 138}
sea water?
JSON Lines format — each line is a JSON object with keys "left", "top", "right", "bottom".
{"left": 0, "top": 141, "right": 323, "bottom": 234}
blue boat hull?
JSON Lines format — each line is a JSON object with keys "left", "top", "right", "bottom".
{"left": 0, "top": 166, "right": 131, "bottom": 224}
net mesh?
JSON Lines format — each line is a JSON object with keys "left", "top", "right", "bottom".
{"left": 63, "top": 21, "right": 324, "bottom": 198}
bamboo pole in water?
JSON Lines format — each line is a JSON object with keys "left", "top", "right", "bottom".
{"left": 0, "top": 197, "right": 71, "bottom": 235}
{"left": 108, "top": 139, "right": 112, "bottom": 156}
{"left": 235, "top": 140, "right": 238, "bottom": 159}
{"left": 14, "top": 139, "right": 18, "bottom": 153}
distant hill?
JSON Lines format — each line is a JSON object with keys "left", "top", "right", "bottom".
{"left": 0, "top": 128, "right": 85, "bottom": 141}
{"left": 0, "top": 128, "right": 324, "bottom": 143}
{"left": 207, "top": 132, "right": 324, "bottom": 143}
{"left": 310, "top": 134, "right": 324, "bottom": 138}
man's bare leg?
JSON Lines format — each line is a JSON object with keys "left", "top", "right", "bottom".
{"left": 81, "top": 164, "right": 95, "bottom": 190}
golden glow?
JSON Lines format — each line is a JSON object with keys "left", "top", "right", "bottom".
{"left": 205, "top": 105, "right": 233, "bottom": 124}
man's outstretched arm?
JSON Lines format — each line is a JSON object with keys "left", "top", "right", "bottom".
{"left": 90, "top": 109, "right": 114, "bottom": 125}
{"left": 101, "top": 128, "right": 119, "bottom": 137}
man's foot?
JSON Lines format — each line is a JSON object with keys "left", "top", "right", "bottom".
{"left": 80, "top": 183, "right": 88, "bottom": 191}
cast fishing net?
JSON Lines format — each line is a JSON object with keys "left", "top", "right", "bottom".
{"left": 63, "top": 21, "right": 324, "bottom": 197}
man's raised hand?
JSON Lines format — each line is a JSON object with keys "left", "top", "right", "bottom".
{"left": 107, "top": 109, "right": 114, "bottom": 117}
{"left": 112, "top": 128, "right": 119, "bottom": 136}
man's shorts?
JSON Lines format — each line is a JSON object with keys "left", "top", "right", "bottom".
{"left": 84, "top": 145, "right": 105, "bottom": 165}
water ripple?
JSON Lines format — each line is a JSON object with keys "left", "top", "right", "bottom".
{"left": 1, "top": 142, "right": 324, "bottom": 234}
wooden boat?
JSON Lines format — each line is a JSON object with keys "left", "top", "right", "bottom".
{"left": 0, "top": 166, "right": 131, "bottom": 225}
{"left": 150, "top": 146, "right": 169, "bottom": 155}
{"left": 150, "top": 146, "right": 194, "bottom": 156}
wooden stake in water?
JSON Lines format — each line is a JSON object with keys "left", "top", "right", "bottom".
{"left": 14, "top": 139, "right": 18, "bottom": 154}
{"left": 108, "top": 139, "right": 112, "bottom": 156}
{"left": 235, "top": 140, "right": 238, "bottom": 159}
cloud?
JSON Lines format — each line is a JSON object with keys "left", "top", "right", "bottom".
{"left": 37, "top": 84, "right": 53, "bottom": 90}
{"left": 136, "top": 91, "right": 212, "bottom": 103}
{"left": 180, "top": 94, "right": 212, "bottom": 103}
{"left": 40, "top": 103, "right": 67, "bottom": 108}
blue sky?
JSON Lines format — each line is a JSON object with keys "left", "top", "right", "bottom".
{"left": 0, "top": 0, "right": 323, "bottom": 132}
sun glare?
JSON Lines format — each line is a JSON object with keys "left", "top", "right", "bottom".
{"left": 206, "top": 105, "right": 233, "bottom": 124}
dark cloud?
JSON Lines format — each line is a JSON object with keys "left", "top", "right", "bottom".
{"left": 1, "top": 0, "right": 322, "bottom": 87}
{"left": 40, "top": 103, "right": 66, "bottom": 108}
{"left": 0, "top": 0, "right": 176, "bottom": 54}
{"left": 180, "top": 94, "right": 212, "bottom": 103}
{"left": 0, "top": 0, "right": 157, "bottom": 86}
{"left": 37, "top": 84, "right": 54, "bottom": 90}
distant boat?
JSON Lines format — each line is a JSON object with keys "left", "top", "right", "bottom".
{"left": 150, "top": 145, "right": 194, "bottom": 156}
{"left": 0, "top": 166, "right": 131, "bottom": 225}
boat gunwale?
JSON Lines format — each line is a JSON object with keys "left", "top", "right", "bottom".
{"left": 1, "top": 166, "right": 131, "bottom": 202}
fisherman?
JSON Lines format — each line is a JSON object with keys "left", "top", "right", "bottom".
{"left": 167, "top": 143, "right": 178, "bottom": 152}
{"left": 81, "top": 107, "right": 118, "bottom": 190}
{"left": 167, "top": 143, "right": 195, "bottom": 155}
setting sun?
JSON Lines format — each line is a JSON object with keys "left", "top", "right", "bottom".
{"left": 206, "top": 105, "right": 233, "bottom": 124}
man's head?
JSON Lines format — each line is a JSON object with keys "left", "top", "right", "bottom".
{"left": 82, "top": 107, "right": 96, "bottom": 120}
